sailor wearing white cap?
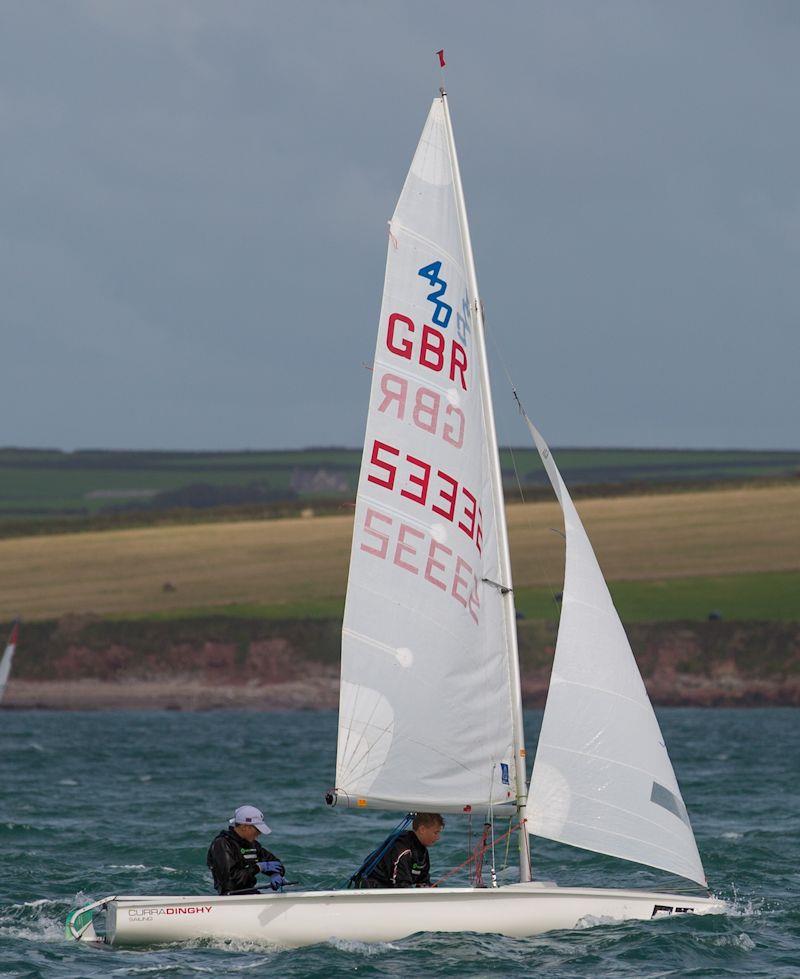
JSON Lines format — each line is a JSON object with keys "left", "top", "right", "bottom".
{"left": 206, "top": 805, "right": 287, "bottom": 895}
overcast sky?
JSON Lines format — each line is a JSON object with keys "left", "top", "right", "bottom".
{"left": 1, "top": 1, "right": 797, "bottom": 452}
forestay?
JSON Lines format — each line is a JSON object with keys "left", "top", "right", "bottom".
{"left": 334, "top": 98, "right": 518, "bottom": 814}
{"left": 524, "top": 419, "right": 707, "bottom": 886}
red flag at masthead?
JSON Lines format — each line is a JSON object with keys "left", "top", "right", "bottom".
{"left": 436, "top": 49, "right": 446, "bottom": 68}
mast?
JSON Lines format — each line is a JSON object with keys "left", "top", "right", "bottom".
{"left": 439, "top": 88, "right": 531, "bottom": 882}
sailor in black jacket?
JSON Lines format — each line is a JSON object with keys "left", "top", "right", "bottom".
{"left": 362, "top": 813, "right": 444, "bottom": 888}
{"left": 206, "top": 805, "right": 286, "bottom": 895}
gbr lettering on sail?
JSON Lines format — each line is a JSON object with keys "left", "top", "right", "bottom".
{"left": 355, "top": 253, "right": 485, "bottom": 626}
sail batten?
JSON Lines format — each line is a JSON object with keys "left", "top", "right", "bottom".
{"left": 524, "top": 418, "right": 706, "bottom": 886}
{"left": 388, "top": 222, "right": 464, "bottom": 266}
{"left": 546, "top": 677, "right": 665, "bottom": 713}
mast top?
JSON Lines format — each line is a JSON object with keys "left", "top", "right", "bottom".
{"left": 436, "top": 49, "right": 446, "bottom": 96}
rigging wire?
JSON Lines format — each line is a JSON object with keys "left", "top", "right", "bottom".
{"left": 483, "top": 308, "right": 565, "bottom": 880}
{"left": 431, "top": 818, "right": 526, "bottom": 888}
{"left": 485, "top": 320, "right": 566, "bottom": 625}
{"left": 501, "top": 813, "right": 515, "bottom": 871}
{"left": 466, "top": 811, "right": 473, "bottom": 883}
{"left": 487, "top": 764, "right": 498, "bottom": 888}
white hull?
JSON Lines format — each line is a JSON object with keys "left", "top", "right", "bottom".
{"left": 69, "top": 883, "right": 726, "bottom": 948}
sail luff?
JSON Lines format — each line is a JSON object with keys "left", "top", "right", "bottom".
{"left": 439, "top": 90, "right": 531, "bottom": 881}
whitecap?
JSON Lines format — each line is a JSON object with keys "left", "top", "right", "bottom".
{"left": 574, "top": 914, "right": 619, "bottom": 930}
{"left": 327, "top": 936, "right": 400, "bottom": 954}
{"left": 58, "top": 778, "right": 79, "bottom": 786}
{"left": 711, "top": 932, "right": 756, "bottom": 950}
{"left": 719, "top": 888, "right": 767, "bottom": 919}
{"left": 200, "top": 937, "right": 280, "bottom": 954}
{"left": 108, "top": 965, "right": 215, "bottom": 975}
{"left": 722, "top": 831, "right": 743, "bottom": 839}
{"left": 0, "top": 909, "right": 66, "bottom": 944}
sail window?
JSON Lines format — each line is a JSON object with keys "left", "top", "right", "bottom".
{"left": 650, "top": 781, "right": 691, "bottom": 827}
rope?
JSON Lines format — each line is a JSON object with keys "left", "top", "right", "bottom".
{"left": 488, "top": 795, "right": 498, "bottom": 888}
{"left": 466, "top": 811, "right": 473, "bottom": 880}
{"left": 431, "top": 818, "right": 526, "bottom": 888}
{"left": 472, "top": 823, "right": 491, "bottom": 887}
{"left": 501, "top": 814, "right": 514, "bottom": 871}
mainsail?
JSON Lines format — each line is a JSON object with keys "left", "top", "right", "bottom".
{"left": 0, "top": 620, "right": 19, "bottom": 703}
{"left": 334, "top": 97, "right": 524, "bottom": 815}
{"left": 524, "top": 419, "right": 707, "bottom": 886}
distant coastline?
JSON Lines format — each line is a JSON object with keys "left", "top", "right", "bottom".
{"left": 3, "top": 616, "right": 797, "bottom": 709}
{"left": 3, "top": 478, "right": 797, "bottom": 710}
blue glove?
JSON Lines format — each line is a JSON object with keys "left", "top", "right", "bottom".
{"left": 269, "top": 875, "right": 287, "bottom": 891}
{"left": 257, "top": 860, "right": 284, "bottom": 875}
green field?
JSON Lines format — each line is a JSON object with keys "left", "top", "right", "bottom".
{"left": 514, "top": 571, "right": 800, "bottom": 622}
{"left": 101, "top": 570, "right": 799, "bottom": 625}
{"left": 0, "top": 447, "right": 362, "bottom": 518}
{"left": 1, "top": 446, "right": 797, "bottom": 528}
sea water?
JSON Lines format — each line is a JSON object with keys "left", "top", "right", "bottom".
{"left": 0, "top": 708, "right": 797, "bottom": 977}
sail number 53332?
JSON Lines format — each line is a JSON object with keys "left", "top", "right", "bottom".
{"left": 366, "top": 439, "right": 483, "bottom": 555}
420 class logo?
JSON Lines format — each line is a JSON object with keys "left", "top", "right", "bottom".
{"left": 417, "top": 261, "right": 471, "bottom": 347}
{"left": 418, "top": 261, "right": 452, "bottom": 329}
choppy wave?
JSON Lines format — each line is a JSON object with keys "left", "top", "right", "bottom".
{"left": 0, "top": 898, "right": 68, "bottom": 943}
{"left": 1, "top": 708, "right": 798, "bottom": 977}
{"left": 574, "top": 913, "right": 622, "bottom": 929}
{"left": 326, "top": 937, "right": 401, "bottom": 954}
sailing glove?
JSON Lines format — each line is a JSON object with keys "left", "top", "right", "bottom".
{"left": 257, "top": 860, "right": 284, "bottom": 875}
{"left": 268, "top": 875, "right": 287, "bottom": 891}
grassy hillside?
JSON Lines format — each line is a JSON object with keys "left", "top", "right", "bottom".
{"left": 1, "top": 446, "right": 797, "bottom": 530}
{"left": 1, "top": 483, "right": 797, "bottom": 624}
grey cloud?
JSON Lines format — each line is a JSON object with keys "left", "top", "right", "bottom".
{"left": 1, "top": 1, "right": 797, "bottom": 450}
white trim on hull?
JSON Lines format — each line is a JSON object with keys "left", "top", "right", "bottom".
{"left": 71, "top": 884, "right": 727, "bottom": 948}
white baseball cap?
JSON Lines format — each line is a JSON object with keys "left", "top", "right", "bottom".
{"left": 229, "top": 805, "right": 271, "bottom": 834}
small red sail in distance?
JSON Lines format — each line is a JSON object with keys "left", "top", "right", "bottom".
{"left": 437, "top": 49, "right": 446, "bottom": 68}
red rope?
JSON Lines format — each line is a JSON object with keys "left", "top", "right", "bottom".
{"left": 472, "top": 823, "right": 491, "bottom": 887}
{"left": 431, "top": 818, "right": 526, "bottom": 888}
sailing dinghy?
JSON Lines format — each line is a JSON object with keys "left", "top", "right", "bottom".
{"left": 0, "top": 619, "right": 19, "bottom": 704}
{"left": 67, "top": 87, "right": 725, "bottom": 948}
